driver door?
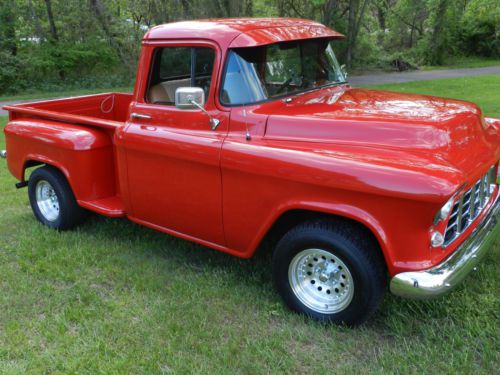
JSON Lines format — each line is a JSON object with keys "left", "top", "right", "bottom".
{"left": 122, "top": 43, "right": 228, "bottom": 246}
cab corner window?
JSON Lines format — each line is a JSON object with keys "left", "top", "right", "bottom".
{"left": 146, "top": 47, "right": 215, "bottom": 106}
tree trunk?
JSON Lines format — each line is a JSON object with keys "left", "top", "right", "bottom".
{"left": 180, "top": 0, "right": 190, "bottom": 19}
{"left": 353, "top": 0, "right": 369, "bottom": 42}
{"left": 228, "top": 0, "right": 242, "bottom": 17}
{"left": 28, "top": 0, "right": 44, "bottom": 41}
{"left": 429, "top": 0, "right": 449, "bottom": 65}
{"left": 376, "top": 3, "right": 386, "bottom": 30}
{"left": 346, "top": 0, "right": 356, "bottom": 68}
{"left": 43, "top": 0, "right": 66, "bottom": 79}
{"left": 322, "top": 0, "right": 337, "bottom": 27}
{"left": 375, "top": 2, "right": 386, "bottom": 45}
{"left": 277, "top": 0, "right": 286, "bottom": 17}
{"left": 246, "top": 0, "right": 253, "bottom": 16}
{"left": 346, "top": 0, "right": 369, "bottom": 69}
{"left": 408, "top": 13, "right": 417, "bottom": 48}
{"left": 1, "top": 0, "right": 17, "bottom": 56}
{"left": 44, "top": 0, "right": 59, "bottom": 42}
{"left": 89, "top": 0, "right": 132, "bottom": 73}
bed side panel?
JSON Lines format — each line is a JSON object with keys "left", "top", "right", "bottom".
{"left": 4, "top": 119, "right": 116, "bottom": 201}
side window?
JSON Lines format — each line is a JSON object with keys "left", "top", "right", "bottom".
{"left": 146, "top": 47, "right": 215, "bottom": 106}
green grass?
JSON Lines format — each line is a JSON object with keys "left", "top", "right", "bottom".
{"left": 0, "top": 77, "right": 499, "bottom": 373}
{"left": 366, "top": 74, "right": 500, "bottom": 117}
{"left": 420, "top": 56, "right": 500, "bottom": 71}
{"left": 0, "top": 86, "right": 133, "bottom": 102}
{"left": 350, "top": 56, "right": 500, "bottom": 75}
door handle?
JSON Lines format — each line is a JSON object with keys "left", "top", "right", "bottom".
{"left": 131, "top": 112, "right": 152, "bottom": 120}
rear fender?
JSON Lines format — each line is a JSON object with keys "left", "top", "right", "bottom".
{"left": 4, "top": 119, "right": 116, "bottom": 201}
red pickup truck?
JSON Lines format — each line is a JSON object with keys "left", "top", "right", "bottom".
{"left": 2, "top": 18, "right": 499, "bottom": 325}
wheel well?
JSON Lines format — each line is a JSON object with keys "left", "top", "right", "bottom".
{"left": 23, "top": 161, "right": 69, "bottom": 183}
{"left": 22, "top": 160, "right": 44, "bottom": 180}
{"left": 258, "top": 209, "right": 386, "bottom": 268}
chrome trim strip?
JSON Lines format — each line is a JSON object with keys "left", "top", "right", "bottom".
{"left": 470, "top": 183, "right": 477, "bottom": 218}
{"left": 391, "top": 190, "right": 499, "bottom": 299}
{"left": 457, "top": 195, "right": 464, "bottom": 232}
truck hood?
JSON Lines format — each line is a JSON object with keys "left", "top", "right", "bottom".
{"left": 262, "top": 86, "right": 500, "bottom": 177}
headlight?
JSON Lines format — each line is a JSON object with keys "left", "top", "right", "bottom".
{"left": 433, "top": 195, "right": 455, "bottom": 225}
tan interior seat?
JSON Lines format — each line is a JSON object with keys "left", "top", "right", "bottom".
{"left": 148, "top": 78, "right": 191, "bottom": 104}
{"left": 148, "top": 84, "right": 170, "bottom": 104}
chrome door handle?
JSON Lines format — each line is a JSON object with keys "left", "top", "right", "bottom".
{"left": 131, "top": 112, "right": 152, "bottom": 120}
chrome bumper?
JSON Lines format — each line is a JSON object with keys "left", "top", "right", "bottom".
{"left": 390, "top": 191, "right": 500, "bottom": 299}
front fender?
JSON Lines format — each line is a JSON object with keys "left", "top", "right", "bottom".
{"left": 221, "top": 138, "right": 462, "bottom": 276}
{"left": 248, "top": 200, "right": 392, "bottom": 264}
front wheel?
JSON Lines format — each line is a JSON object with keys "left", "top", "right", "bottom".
{"left": 273, "top": 219, "right": 386, "bottom": 326}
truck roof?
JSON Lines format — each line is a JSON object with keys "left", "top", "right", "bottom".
{"left": 143, "top": 18, "right": 344, "bottom": 49}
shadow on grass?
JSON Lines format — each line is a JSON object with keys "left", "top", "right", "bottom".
{"left": 63, "top": 212, "right": 497, "bottom": 334}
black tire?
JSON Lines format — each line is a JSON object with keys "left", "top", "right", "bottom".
{"left": 28, "top": 166, "right": 87, "bottom": 230}
{"left": 272, "top": 219, "right": 386, "bottom": 326}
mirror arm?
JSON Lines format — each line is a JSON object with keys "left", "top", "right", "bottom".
{"left": 189, "top": 99, "right": 209, "bottom": 116}
{"left": 189, "top": 100, "right": 220, "bottom": 130}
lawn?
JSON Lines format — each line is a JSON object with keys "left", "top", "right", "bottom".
{"left": 0, "top": 86, "right": 133, "bottom": 103}
{"left": 366, "top": 74, "right": 500, "bottom": 117}
{"left": 350, "top": 56, "right": 500, "bottom": 75}
{"left": 420, "top": 56, "right": 500, "bottom": 71}
{"left": 0, "top": 76, "right": 499, "bottom": 373}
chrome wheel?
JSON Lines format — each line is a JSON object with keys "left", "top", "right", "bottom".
{"left": 35, "top": 180, "right": 60, "bottom": 222}
{"left": 288, "top": 248, "right": 354, "bottom": 314}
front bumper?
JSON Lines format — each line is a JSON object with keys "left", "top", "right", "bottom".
{"left": 390, "top": 191, "right": 500, "bottom": 299}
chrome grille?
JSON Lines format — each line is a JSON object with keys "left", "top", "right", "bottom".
{"left": 444, "top": 166, "right": 497, "bottom": 246}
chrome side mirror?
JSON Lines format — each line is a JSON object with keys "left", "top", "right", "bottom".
{"left": 174, "top": 87, "right": 220, "bottom": 130}
{"left": 175, "top": 87, "right": 205, "bottom": 109}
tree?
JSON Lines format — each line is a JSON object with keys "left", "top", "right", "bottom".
{"left": 1, "top": 0, "right": 498, "bottom": 96}
{"left": 27, "top": 0, "right": 44, "bottom": 40}
{"left": 346, "top": 0, "right": 369, "bottom": 68}
{"left": 428, "top": 0, "right": 450, "bottom": 65}
{"left": 0, "top": 0, "right": 18, "bottom": 56}
{"left": 89, "top": 0, "right": 134, "bottom": 72}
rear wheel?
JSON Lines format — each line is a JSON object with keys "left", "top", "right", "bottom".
{"left": 273, "top": 219, "right": 386, "bottom": 326}
{"left": 28, "top": 166, "right": 87, "bottom": 230}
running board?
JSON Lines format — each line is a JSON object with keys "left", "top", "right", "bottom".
{"left": 78, "top": 196, "right": 126, "bottom": 217}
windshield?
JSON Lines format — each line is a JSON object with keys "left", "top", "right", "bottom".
{"left": 220, "top": 39, "right": 346, "bottom": 106}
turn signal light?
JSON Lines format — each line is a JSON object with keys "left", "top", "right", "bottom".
{"left": 431, "top": 231, "right": 444, "bottom": 247}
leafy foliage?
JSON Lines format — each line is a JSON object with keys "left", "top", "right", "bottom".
{"left": 460, "top": 0, "right": 500, "bottom": 57}
{"left": 0, "top": 0, "right": 498, "bottom": 95}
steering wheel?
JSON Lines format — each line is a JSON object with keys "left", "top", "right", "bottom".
{"left": 276, "top": 76, "right": 294, "bottom": 94}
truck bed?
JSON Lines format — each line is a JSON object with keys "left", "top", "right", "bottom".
{"left": 4, "top": 92, "right": 133, "bottom": 129}
{"left": 3, "top": 92, "right": 133, "bottom": 218}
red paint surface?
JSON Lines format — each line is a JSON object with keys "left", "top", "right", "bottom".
{"left": 3, "top": 19, "right": 499, "bottom": 277}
